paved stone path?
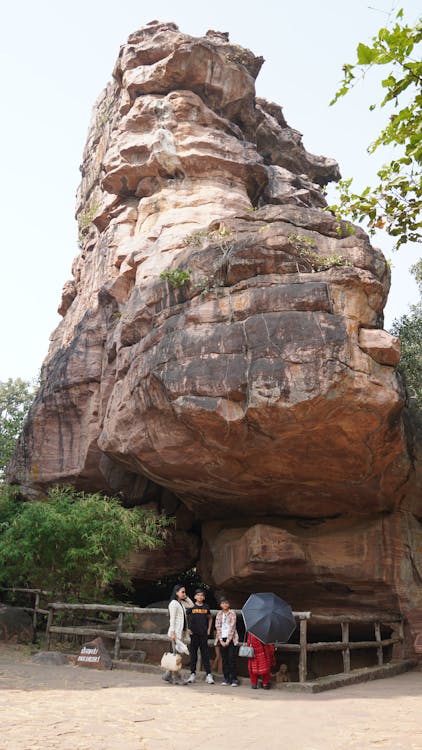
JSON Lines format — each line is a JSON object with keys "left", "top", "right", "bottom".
{"left": 0, "top": 647, "right": 421, "bottom": 749}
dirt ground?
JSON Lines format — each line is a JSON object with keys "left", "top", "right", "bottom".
{"left": 0, "top": 645, "right": 421, "bottom": 750}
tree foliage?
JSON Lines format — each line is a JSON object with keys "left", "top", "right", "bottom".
{"left": 0, "top": 484, "right": 173, "bottom": 601}
{"left": 390, "top": 262, "right": 422, "bottom": 419}
{"left": 330, "top": 9, "right": 421, "bottom": 249}
{"left": 0, "top": 378, "right": 35, "bottom": 479}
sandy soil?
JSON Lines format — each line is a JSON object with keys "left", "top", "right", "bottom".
{"left": 0, "top": 645, "right": 421, "bottom": 750}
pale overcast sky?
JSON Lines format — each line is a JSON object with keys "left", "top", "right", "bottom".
{"left": 0, "top": 0, "right": 419, "bottom": 381}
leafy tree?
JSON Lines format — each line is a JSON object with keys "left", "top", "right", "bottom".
{"left": 390, "top": 261, "right": 422, "bottom": 419}
{"left": 0, "top": 378, "right": 36, "bottom": 479}
{"left": 330, "top": 9, "right": 421, "bottom": 249}
{"left": 0, "top": 484, "right": 173, "bottom": 601}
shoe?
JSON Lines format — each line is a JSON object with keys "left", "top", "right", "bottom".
{"left": 251, "top": 684, "right": 257, "bottom": 689}
{"left": 172, "top": 678, "right": 185, "bottom": 685}
{"left": 161, "top": 671, "right": 172, "bottom": 682}
{"left": 186, "top": 673, "right": 196, "bottom": 684}
{"left": 231, "top": 680, "right": 239, "bottom": 687}
{"left": 221, "top": 680, "right": 229, "bottom": 686}
{"left": 262, "top": 684, "right": 270, "bottom": 690}
{"left": 205, "top": 673, "right": 215, "bottom": 684}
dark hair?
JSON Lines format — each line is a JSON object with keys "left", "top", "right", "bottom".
{"left": 194, "top": 588, "right": 205, "bottom": 595}
{"left": 219, "top": 596, "right": 230, "bottom": 604}
{"left": 169, "top": 583, "right": 186, "bottom": 602}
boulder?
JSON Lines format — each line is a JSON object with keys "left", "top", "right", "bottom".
{"left": 6, "top": 22, "right": 421, "bottom": 647}
{"left": 132, "top": 600, "right": 169, "bottom": 636}
{"left": 0, "top": 605, "right": 34, "bottom": 643}
{"left": 200, "top": 513, "right": 422, "bottom": 616}
{"left": 359, "top": 328, "right": 400, "bottom": 366}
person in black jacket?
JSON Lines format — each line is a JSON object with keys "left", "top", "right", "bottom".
{"left": 186, "top": 589, "right": 215, "bottom": 684}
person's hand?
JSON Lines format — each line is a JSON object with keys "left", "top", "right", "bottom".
{"left": 170, "top": 632, "right": 176, "bottom": 641}
{"left": 188, "top": 629, "right": 192, "bottom": 635}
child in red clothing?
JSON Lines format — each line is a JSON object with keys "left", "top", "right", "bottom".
{"left": 247, "top": 633, "right": 275, "bottom": 689}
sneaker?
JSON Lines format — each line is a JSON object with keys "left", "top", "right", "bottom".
{"left": 262, "top": 684, "right": 270, "bottom": 690}
{"left": 205, "top": 673, "right": 215, "bottom": 684}
{"left": 251, "top": 684, "right": 257, "bottom": 689}
{"left": 231, "top": 680, "right": 239, "bottom": 687}
{"left": 186, "top": 673, "right": 196, "bottom": 684}
{"left": 172, "top": 678, "right": 185, "bottom": 685}
{"left": 221, "top": 680, "right": 229, "bottom": 686}
{"left": 161, "top": 671, "right": 172, "bottom": 682}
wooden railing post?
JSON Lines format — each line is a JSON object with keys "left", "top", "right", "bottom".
{"left": 341, "top": 621, "right": 350, "bottom": 673}
{"left": 32, "top": 592, "right": 40, "bottom": 636}
{"left": 399, "top": 620, "right": 405, "bottom": 659}
{"left": 46, "top": 607, "right": 54, "bottom": 651}
{"left": 113, "top": 612, "right": 124, "bottom": 661}
{"left": 374, "top": 622, "right": 383, "bottom": 666}
{"left": 299, "top": 617, "right": 308, "bottom": 683}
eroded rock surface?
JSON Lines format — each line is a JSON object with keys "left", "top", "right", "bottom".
{"left": 8, "top": 22, "right": 421, "bottom": 642}
{"left": 0, "top": 606, "right": 34, "bottom": 644}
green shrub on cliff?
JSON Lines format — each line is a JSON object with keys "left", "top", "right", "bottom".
{"left": 160, "top": 267, "right": 191, "bottom": 288}
{"left": 0, "top": 485, "right": 173, "bottom": 601}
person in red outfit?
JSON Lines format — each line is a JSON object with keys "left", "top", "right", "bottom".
{"left": 247, "top": 633, "right": 276, "bottom": 689}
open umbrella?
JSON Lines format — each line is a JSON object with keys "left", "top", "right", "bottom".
{"left": 242, "top": 592, "right": 296, "bottom": 644}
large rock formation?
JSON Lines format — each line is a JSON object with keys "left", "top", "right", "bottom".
{"left": 9, "top": 22, "right": 422, "bottom": 644}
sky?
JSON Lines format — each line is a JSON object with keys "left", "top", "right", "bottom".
{"left": 0, "top": 0, "right": 420, "bottom": 381}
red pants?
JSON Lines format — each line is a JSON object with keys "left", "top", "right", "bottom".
{"left": 250, "top": 671, "right": 270, "bottom": 687}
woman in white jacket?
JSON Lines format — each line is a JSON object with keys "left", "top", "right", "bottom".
{"left": 163, "top": 583, "right": 194, "bottom": 685}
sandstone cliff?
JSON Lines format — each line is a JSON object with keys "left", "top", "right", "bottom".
{"left": 9, "top": 22, "right": 422, "bottom": 642}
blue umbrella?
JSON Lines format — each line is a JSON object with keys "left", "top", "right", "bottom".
{"left": 242, "top": 592, "right": 296, "bottom": 644}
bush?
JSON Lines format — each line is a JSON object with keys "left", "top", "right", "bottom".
{"left": 0, "top": 485, "right": 173, "bottom": 601}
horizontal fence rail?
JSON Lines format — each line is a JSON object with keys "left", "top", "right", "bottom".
{"left": 0, "top": 587, "right": 50, "bottom": 633}
{"left": 44, "top": 602, "right": 405, "bottom": 682}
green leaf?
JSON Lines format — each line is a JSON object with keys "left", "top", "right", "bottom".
{"left": 357, "top": 43, "right": 376, "bottom": 65}
{"left": 382, "top": 75, "right": 396, "bottom": 88}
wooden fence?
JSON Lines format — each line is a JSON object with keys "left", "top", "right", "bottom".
{"left": 44, "top": 602, "right": 405, "bottom": 682}
{"left": 0, "top": 587, "right": 50, "bottom": 634}
{"left": 273, "top": 613, "right": 405, "bottom": 682}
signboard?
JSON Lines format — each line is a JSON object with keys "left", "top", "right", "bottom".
{"left": 76, "top": 637, "right": 112, "bottom": 670}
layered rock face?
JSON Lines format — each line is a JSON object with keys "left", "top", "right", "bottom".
{"left": 9, "top": 22, "right": 422, "bottom": 639}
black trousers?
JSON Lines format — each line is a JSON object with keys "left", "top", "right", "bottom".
{"left": 190, "top": 633, "right": 211, "bottom": 674}
{"left": 221, "top": 638, "right": 237, "bottom": 682}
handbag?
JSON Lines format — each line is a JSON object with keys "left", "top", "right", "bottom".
{"left": 238, "top": 643, "right": 255, "bottom": 658}
{"left": 161, "top": 640, "right": 182, "bottom": 672}
{"left": 160, "top": 650, "right": 182, "bottom": 671}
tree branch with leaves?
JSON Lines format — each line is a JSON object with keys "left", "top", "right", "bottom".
{"left": 330, "top": 8, "right": 421, "bottom": 249}
{"left": 0, "top": 378, "right": 36, "bottom": 480}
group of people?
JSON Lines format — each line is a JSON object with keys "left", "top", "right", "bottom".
{"left": 164, "top": 583, "right": 276, "bottom": 688}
